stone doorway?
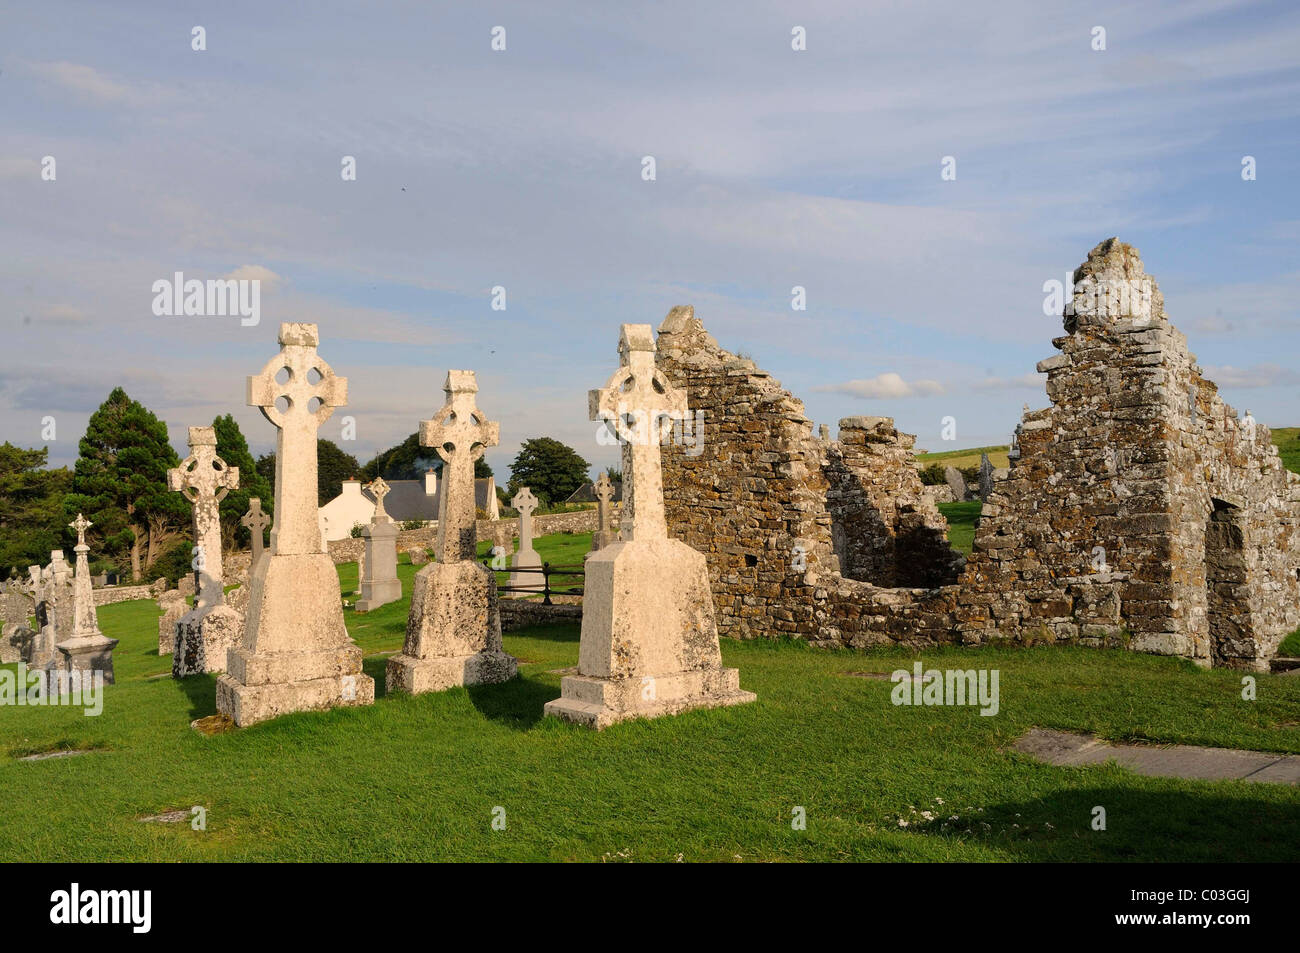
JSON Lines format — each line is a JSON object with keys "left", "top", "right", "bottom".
{"left": 1206, "top": 499, "right": 1252, "bottom": 666}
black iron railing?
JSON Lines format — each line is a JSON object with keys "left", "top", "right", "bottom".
{"left": 480, "top": 558, "right": 585, "bottom": 605}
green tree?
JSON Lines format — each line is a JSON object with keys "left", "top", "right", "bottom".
{"left": 361, "top": 432, "right": 493, "bottom": 481}
{"left": 212, "top": 414, "right": 273, "bottom": 550}
{"left": 0, "top": 444, "right": 72, "bottom": 578}
{"left": 255, "top": 439, "right": 360, "bottom": 507}
{"left": 64, "top": 387, "right": 188, "bottom": 581}
{"left": 507, "top": 437, "right": 590, "bottom": 504}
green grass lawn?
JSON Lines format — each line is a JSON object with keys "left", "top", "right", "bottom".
{"left": 938, "top": 501, "right": 981, "bottom": 555}
{"left": 3, "top": 548, "right": 1299, "bottom": 862}
{"left": 1273, "top": 426, "right": 1300, "bottom": 475}
{"left": 916, "top": 445, "right": 1011, "bottom": 470}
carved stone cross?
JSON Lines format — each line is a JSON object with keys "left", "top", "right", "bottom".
{"left": 420, "top": 370, "right": 499, "bottom": 562}
{"left": 247, "top": 323, "right": 346, "bottom": 556}
{"left": 589, "top": 324, "right": 686, "bottom": 541}
{"left": 512, "top": 486, "right": 538, "bottom": 552}
{"left": 240, "top": 498, "right": 269, "bottom": 565}
{"left": 169, "top": 425, "right": 239, "bottom": 610}
{"left": 367, "top": 477, "right": 392, "bottom": 522}
{"left": 68, "top": 513, "right": 98, "bottom": 637}
{"left": 593, "top": 472, "right": 614, "bottom": 543}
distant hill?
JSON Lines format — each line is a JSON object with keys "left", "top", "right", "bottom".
{"left": 915, "top": 428, "right": 1300, "bottom": 476}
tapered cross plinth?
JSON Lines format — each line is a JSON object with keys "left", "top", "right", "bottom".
{"left": 54, "top": 514, "right": 119, "bottom": 685}
{"left": 170, "top": 426, "right": 239, "bottom": 610}
{"left": 421, "top": 371, "right": 499, "bottom": 562}
{"left": 241, "top": 498, "right": 269, "bottom": 565}
{"left": 546, "top": 319, "right": 754, "bottom": 728}
{"left": 588, "top": 325, "right": 686, "bottom": 542}
{"left": 217, "top": 324, "right": 373, "bottom": 726}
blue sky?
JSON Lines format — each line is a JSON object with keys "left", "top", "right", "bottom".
{"left": 3, "top": 0, "right": 1298, "bottom": 480}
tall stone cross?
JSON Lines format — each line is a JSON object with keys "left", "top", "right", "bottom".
{"left": 589, "top": 324, "right": 686, "bottom": 542}
{"left": 241, "top": 498, "right": 269, "bottom": 565}
{"left": 593, "top": 471, "right": 615, "bottom": 543}
{"left": 367, "top": 477, "right": 392, "bottom": 522}
{"left": 512, "top": 487, "right": 538, "bottom": 552}
{"left": 248, "top": 323, "right": 346, "bottom": 556}
{"left": 421, "top": 370, "right": 498, "bottom": 562}
{"left": 169, "top": 426, "right": 239, "bottom": 610}
{"left": 69, "top": 513, "right": 98, "bottom": 637}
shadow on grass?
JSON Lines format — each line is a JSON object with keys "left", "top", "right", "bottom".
{"left": 362, "top": 655, "right": 391, "bottom": 699}
{"left": 466, "top": 674, "right": 558, "bottom": 730}
{"left": 910, "top": 784, "right": 1300, "bottom": 862}
{"left": 177, "top": 673, "right": 219, "bottom": 720}
{"left": 510, "top": 623, "right": 581, "bottom": 644}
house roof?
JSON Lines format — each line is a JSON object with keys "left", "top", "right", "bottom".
{"left": 360, "top": 478, "right": 496, "bottom": 522}
{"left": 565, "top": 480, "right": 623, "bottom": 503}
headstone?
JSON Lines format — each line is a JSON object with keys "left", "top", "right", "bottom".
{"left": 590, "top": 472, "right": 616, "bottom": 552}
{"left": 408, "top": 547, "right": 428, "bottom": 567}
{"left": 177, "top": 574, "right": 196, "bottom": 600}
{"left": 53, "top": 514, "right": 119, "bottom": 683}
{"left": 1, "top": 623, "right": 34, "bottom": 664}
{"left": 156, "top": 590, "right": 186, "bottom": 656}
{"left": 387, "top": 371, "right": 517, "bottom": 695}
{"left": 356, "top": 477, "right": 401, "bottom": 612}
{"left": 544, "top": 323, "right": 755, "bottom": 728}
{"left": 977, "top": 453, "right": 995, "bottom": 503}
{"left": 507, "top": 487, "right": 543, "bottom": 593}
{"left": 944, "top": 465, "right": 968, "bottom": 502}
{"left": 216, "top": 323, "right": 374, "bottom": 727}
{"left": 241, "top": 497, "right": 270, "bottom": 568}
{"left": 168, "top": 426, "right": 243, "bottom": 677}
{"left": 29, "top": 555, "right": 72, "bottom": 669}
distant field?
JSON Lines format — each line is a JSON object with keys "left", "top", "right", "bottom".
{"left": 1273, "top": 427, "right": 1299, "bottom": 475}
{"left": 916, "top": 445, "right": 1010, "bottom": 470}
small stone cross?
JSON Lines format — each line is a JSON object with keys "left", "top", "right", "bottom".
{"left": 169, "top": 426, "right": 239, "bottom": 610}
{"left": 70, "top": 513, "right": 92, "bottom": 547}
{"left": 512, "top": 487, "right": 538, "bottom": 553}
{"left": 247, "top": 323, "right": 346, "bottom": 556}
{"left": 589, "top": 324, "right": 686, "bottom": 541}
{"left": 367, "top": 477, "right": 392, "bottom": 522}
{"left": 68, "top": 513, "right": 98, "bottom": 637}
{"left": 421, "top": 370, "right": 499, "bottom": 562}
{"left": 593, "top": 472, "right": 614, "bottom": 543}
{"left": 241, "top": 498, "right": 270, "bottom": 565}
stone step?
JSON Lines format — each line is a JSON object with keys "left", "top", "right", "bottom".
{"left": 1269, "top": 657, "right": 1300, "bottom": 674}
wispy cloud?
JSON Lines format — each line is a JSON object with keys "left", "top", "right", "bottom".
{"left": 816, "top": 373, "right": 945, "bottom": 400}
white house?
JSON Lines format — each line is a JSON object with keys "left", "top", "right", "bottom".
{"left": 318, "top": 472, "right": 499, "bottom": 542}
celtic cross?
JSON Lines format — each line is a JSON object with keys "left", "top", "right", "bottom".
{"left": 169, "top": 425, "right": 239, "bottom": 609}
{"left": 420, "top": 370, "right": 498, "bottom": 562}
{"left": 367, "top": 477, "right": 392, "bottom": 522}
{"left": 247, "top": 323, "right": 347, "bottom": 556}
{"left": 240, "top": 498, "right": 270, "bottom": 565}
{"left": 589, "top": 324, "right": 686, "bottom": 541}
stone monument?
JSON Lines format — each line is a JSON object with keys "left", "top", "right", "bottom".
{"left": 356, "top": 477, "right": 401, "bottom": 612}
{"left": 53, "top": 514, "right": 119, "bottom": 683}
{"left": 387, "top": 371, "right": 517, "bottom": 694}
{"left": 544, "top": 323, "right": 755, "bottom": 728}
{"left": 241, "top": 497, "right": 270, "bottom": 567}
{"left": 507, "top": 486, "right": 543, "bottom": 593}
{"left": 216, "top": 323, "right": 375, "bottom": 726}
{"left": 168, "top": 426, "right": 243, "bottom": 677}
{"left": 590, "top": 472, "right": 616, "bottom": 552}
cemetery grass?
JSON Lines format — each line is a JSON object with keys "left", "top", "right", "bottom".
{"left": 4, "top": 581, "right": 1300, "bottom": 861}
{"left": 915, "top": 445, "right": 1011, "bottom": 470}
{"left": 937, "top": 501, "right": 980, "bottom": 555}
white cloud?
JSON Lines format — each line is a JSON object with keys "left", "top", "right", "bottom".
{"left": 816, "top": 373, "right": 945, "bottom": 400}
{"left": 224, "top": 264, "right": 284, "bottom": 294}
{"left": 29, "top": 61, "right": 135, "bottom": 104}
{"left": 1202, "top": 364, "right": 1300, "bottom": 389}
{"left": 971, "top": 373, "right": 1045, "bottom": 392}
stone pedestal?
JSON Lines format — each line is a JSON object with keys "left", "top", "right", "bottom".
{"left": 544, "top": 537, "right": 754, "bottom": 727}
{"left": 157, "top": 592, "right": 187, "bottom": 655}
{"left": 387, "top": 560, "right": 517, "bottom": 693}
{"left": 56, "top": 633, "right": 120, "bottom": 685}
{"left": 173, "top": 604, "right": 244, "bottom": 677}
{"left": 507, "top": 545, "right": 543, "bottom": 593}
{"left": 217, "top": 552, "right": 374, "bottom": 726}
{"left": 356, "top": 519, "right": 400, "bottom": 612}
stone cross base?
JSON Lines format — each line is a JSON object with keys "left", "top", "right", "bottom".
{"left": 55, "top": 634, "right": 120, "bottom": 685}
{"left": 215, "top": 552, "right": 374, "bottom": 726}
{"left": 590, "top": 530, "right": 614, "bottom": 552}
{"left": 544, "top": 538, "right": 755, "bottom": 729}
{"left": 507, "top": 546, "right": 544, "bottom": 593}
{"left": 387, "top": 560, "right": 517, "bottom": 694}
{"left": 172, "top": 605, "right": 244, "bottom": 678}
{"left": 357, "top": 521, "right": 401, "bottom": 612}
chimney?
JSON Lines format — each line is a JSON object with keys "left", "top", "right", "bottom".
{"left": 424, "top": 471, "right": 437, "bottom": 496}
{"left": 341, "top": 480, "right": 363, "bottom": 497}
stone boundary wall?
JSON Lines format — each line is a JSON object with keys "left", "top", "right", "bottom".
{"left": 499, "top": 598, "right": 584, "bottom": 631}
{"left": 93, "top": 579, "right": 167, "bottom": 605}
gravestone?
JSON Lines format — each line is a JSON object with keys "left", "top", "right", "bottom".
{"left": 507, "top": 487, "right": 543, "bottom": 593}
{"left": 408, "top": 547, "right": 428, "bottom": 567}
{"left": 29, "top": 554, "right": 72, "bottom": 669}
{"left": 156, "top": 589, "right": 186, "bottom": 655}
{"left": 216, "top": 323, "right": 374, "bottom": 727}
{"left": 177, "top": 574, "right": 196, "bottom": 600}
{"left": 168, "top": 426, "right": 243, "bottom": 677}
{"left": 53, "top": 514, "right": 119, "bottom": 683}
{"left": 356, "top": 477, "right": 401, "bottom": 612}
{"left": 944, "top": 465, "right": 968, "bottom": 502}
{"left": 544, "top": 323, "right": 755, "bottom": 728}
{"left": 977, "top": 453, "right": 994, "bottom": 503}
{"left": 387, "top": 371, "right": 517, "bottom": 695}
{"left": 241, "top": 498, "right": 270, "bottom": 567}
{"left": 590, "top": 472, "right": 616, "bottom": 552}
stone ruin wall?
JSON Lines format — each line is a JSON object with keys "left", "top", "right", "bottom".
{"left": 656, "top": 240, "right": 1300, "bottom": 668}
{"left": 656, "top": 306, "right": 962, "bottom": 650}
